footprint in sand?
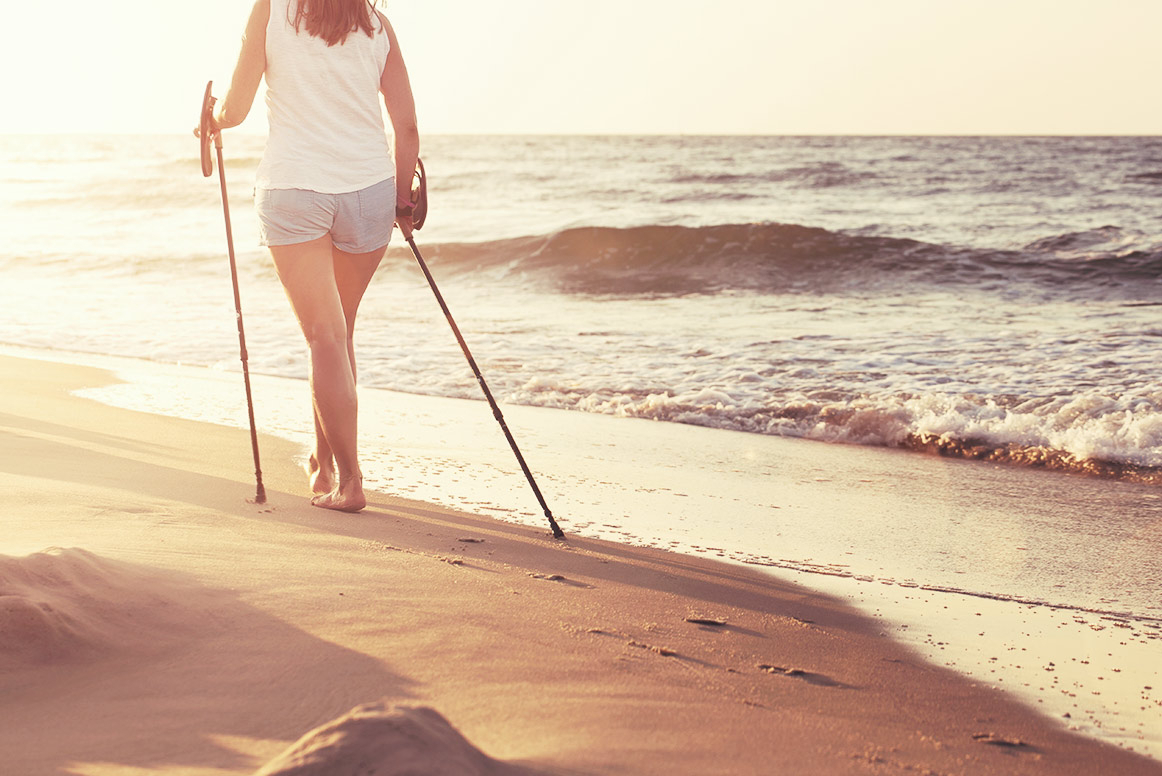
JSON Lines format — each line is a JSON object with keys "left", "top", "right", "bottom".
{"left": 758, "top": 664, "right": 851, "bottom": 689}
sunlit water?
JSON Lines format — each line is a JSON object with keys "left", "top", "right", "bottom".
{"left": 4, "top": 134, "right": 1162, "bottom": 476}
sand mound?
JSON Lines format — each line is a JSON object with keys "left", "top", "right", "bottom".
{"left": 0, "top": 547, "right": 221, "bottom": 668}
{"left": 254, "top": 704, "right": 530, "bottom": 776}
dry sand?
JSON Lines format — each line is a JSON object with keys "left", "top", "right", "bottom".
{"left": 1, "top": 353, "right": 1158, "bottom": 775}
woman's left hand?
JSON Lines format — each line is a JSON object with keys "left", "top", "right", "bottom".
{"left": 395, "top": 214, "right": 414, "bottom": 240}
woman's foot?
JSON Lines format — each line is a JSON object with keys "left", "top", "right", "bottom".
{"left": 307, "top": 453, "right": 335, "bottom": 495}
{"left": 311, "top": 476, "right": 366, "bottom": 513}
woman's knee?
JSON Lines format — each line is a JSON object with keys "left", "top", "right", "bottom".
{"left": 301, "top": 319, "right": 349, "bottom": 353}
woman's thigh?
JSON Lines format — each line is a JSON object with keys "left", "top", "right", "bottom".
{"left": 332, "top": 244, "right": 386, "bottom": 328}
{"left": 269, "top": 236, "right": 347, "bottom": 343}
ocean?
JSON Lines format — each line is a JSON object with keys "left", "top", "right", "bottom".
{"left": 2, "top": 133, "right": 1160, "bottom": 756}
{"left": 6, "top": 134, "right": 1162, "bottom": 476}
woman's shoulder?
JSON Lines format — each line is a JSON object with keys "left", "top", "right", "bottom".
{"left": 246, "top": 0, "right": 272, "bottom": 29}
{"left": 241, "top": 0, "right": 271, "bottom": 42}
{"left": 374, "top": 9, "right": 397, "bottom": 42}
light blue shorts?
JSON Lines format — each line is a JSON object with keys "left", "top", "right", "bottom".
{"left": 255, "top": 177, "right": 394, "bottom": 253}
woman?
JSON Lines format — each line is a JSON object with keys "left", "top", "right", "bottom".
{"left": 205, "top": 0, "right": 418, "bottom": 512}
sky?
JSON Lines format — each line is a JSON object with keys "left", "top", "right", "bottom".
{"left": 2, "top": 0, "right": 1159, "bottom": 135}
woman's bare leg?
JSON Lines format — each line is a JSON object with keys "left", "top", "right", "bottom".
{"left": 308, "top": 243, "right": 385, "bottom": 494}
{"left": 270, "top": 236, "right": 381, "bottom": 512}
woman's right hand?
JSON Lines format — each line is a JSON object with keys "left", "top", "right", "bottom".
{"left": 193, "top": 112, "right": 220, "bottom": 140}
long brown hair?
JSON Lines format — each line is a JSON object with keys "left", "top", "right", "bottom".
{"left": 291, "top": 0, "right": 378, "bottom": 47}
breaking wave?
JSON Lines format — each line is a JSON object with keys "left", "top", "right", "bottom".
{"left": 507, "top": 379, "right": 1162, "bottom": 484}
{"left": 388, "top": 223, "right": 1162, "bottom": 299}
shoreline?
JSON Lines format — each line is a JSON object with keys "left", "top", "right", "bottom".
{"left": 1, "top": 350, "right": 1160, "bottom": 774}
{"left": 7, "top": 344, "right": 1162, "bottom": 759}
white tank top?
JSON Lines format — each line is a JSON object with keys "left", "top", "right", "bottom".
{"left": 256, "top": 0, "right": 393, "bottom": 193}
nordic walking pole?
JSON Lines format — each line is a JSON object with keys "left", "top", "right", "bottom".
{"left": 404, "top": 231, "right": 564, "bottom": 539}
{"left": 200, "top": 81, "right": 266, "bottom": 504}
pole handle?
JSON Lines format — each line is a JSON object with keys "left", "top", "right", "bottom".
{"left": 199, "top": 81, "right": 216, "bottom": 177}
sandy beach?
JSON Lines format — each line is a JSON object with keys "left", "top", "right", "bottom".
{"left": 0, "top": 352, "right": 1158, "bottom": 775}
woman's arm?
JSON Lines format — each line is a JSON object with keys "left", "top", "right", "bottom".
{"left": 378, "top": 13, "right": 420, "bottom": 235}
{"left": 215, "top": 0, "right": 269, "bottom": 130}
